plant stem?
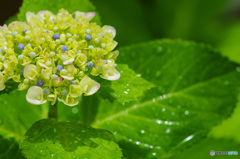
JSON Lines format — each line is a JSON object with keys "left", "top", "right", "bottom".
{"left": 48, "top": 100, "right": 58, "bottom": 120}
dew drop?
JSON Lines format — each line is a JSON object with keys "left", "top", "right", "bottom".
{"left": 156, "top": 120, "right": 163, "bottom": 124}
{"left": 166, "top": 128, "right": 171, "bottom": 134}
{"left": 141, "top": 130, "right": 145, "bottom": 134}
{"left": 162, "top": 108, "right": 166, "bottom": 112}
{"left": 236, "top": 67, "right": 240, "bottom": 72}
{"left": 124, "top": 91, "right": 128, "bottom": 94}
{"left": 157, "top": 46, "right": 162, "bottom": 52}
{"left": 150, "top": 145, "right": 153, "bottom": 149}
{"left": 152, "top": 98, "right": 156, "bottom": 102}
{"left": 129, "top": 139, "right": 132, "bottom": 142}
{"left": 185, "top": 111, "right": 189, "bottom": 115}
{"left": 136, "top": 74, "right": 141, "bottom": 77}
{"left": 183, "top": 135, "right": 194, "bottom": 142}
{"left": 223, "top": 80, "right": 229, "bottom": 85}
{"left": 153, "top": 152, "right": 156, "bottom": 156}
{"left": 72, "top": 107, "right": 78, "bottom": 114}
{"left": 136, "top": 141, "right": 140, "bottom": 145}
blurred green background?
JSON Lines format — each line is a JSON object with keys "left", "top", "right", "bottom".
{"left": 1, "top": 0, "right": 240, "bottom": 158}
{"left": 89, "top": 0, "right": 240, "bottom": 158}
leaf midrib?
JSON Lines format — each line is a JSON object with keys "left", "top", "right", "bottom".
{"left": 92, "top": 70, "right": 235, "bottom": 127}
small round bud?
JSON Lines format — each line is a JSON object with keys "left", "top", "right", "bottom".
{"left": 98, "top": 33, "right": 104, "bottom": 37}
{"left": 61, "top": 45, "right": 68, "bottom": 52}
{"left": 56, "top": 65, "right": 63, "bottom": 72}
{"left": 44, "top": 88, "right": 50, "bottom": 94}
{"left": 51, "top": 74, "right": 58, "bottom": 80}
{"left": 18, "top": 55, "right": 24, "bottom": 60}
{"left": 12, "top": 31, "right": 17, "bottom": 36}
{"left": 37, "top": 80, "right": 44, "bottom": 87}
{"left": 53, "top": 27, "right": 58, "bottom": 31}
{"left": 66, "top": 33, "right": 72, "bottom": 38}
{"left": 70, "top": 81, "right": 76, "bottom": 85}
{"left": 29, "top": 52, "right": 36, "bottom": 57}
{"left": 61, "top": 69, "right": 67, "bottom": 74}
{"left": 22, "top": 28, "right": 27, "bottom": 33}
{"left": 41, "top": 38, "right": 45, "bottom": 41}
{"left": 18, "top": 43, "right": 25, "bottom": 50}
{"left": 86, "top": 29, "right": 91, "bottom": 34}
{"left": 43, "top": 29, "right": 47, "bottom": 32}
{"left": 50, "top": 52, "right": 55, "bottom": 57}
{"left": 89, "top": 45, "right": 94, "bottom": 49}
{"left": 101, "top": 43, "right": 106, "bottom": 48}
{"left": 25, "top": 35, "right": 30, "bottom": 41}
{"left": 68, "top": 38, "right": 73, "bottom": 41}
{"left": 52, "top": 33, "right": 60, "bottom": 40}
{"left": 26, "top": 30, "right": 31, "bottom": 34}
{"left": 27, "top": 44, "right": 31, "bottom": 47}
{"left": 1, "top": 56, "right": 5, "bottom": 61}
{"left": 87, "top": 62, "right": 94, "bottom": 68}
{"left": 24, "top": 79, "right": 29, "bottom": 84}
{"left": 85, "top": 35, "right": 92, "bottom": 41}
{"left": 56, "top": 39, "right": 60, "bottom": 44}
{"left": 95, "top": 38, "right": 100, "bottom": 43}
{"left": 46, "top": 61, "right": 52, "bottom": 66}
{"left": 74, "top": 34, "right": 79, "bottom": 39}
{"left": 60, "top": 55, "right": 66, "bottom": 61}
{"left": 61, "top": 90, "right": 68, "bottom": 95}
{"left": 2, "top": 46, "right": 7, "bottom": 51}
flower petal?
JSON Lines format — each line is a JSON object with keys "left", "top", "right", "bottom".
{"left": 102, "top": 25, "right": 116, "bottom": 38}
{"left": 26, "top": 86, "right": 46, "bottom": 105}
{"left": 23, "top": 64, "right": 38, "bottom": 80}
{"left": 80, "top": 77, "right": 100, "bottom": 95}
{"left": 100, "top": 64, "right": 120, "bottom": 80}
{"left": 62, "top": 95, "right": 79, "bottom": 106}
{"left": 0, "top": 72, "right": 5, "bottom": 91}
{"left": 74, "top": 11, "right": 96, "bottom": 21}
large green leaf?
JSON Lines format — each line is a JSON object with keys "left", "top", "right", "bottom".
{"left": 0, "top": 135, "right": 25, "bottom": 159}
{"left": 0, "top": 90, "right": 47, "bottom": 141}
{"left": 171, "top": 137, "right": 240, "bottom": 159}
{"left": 99, "top": 64, "right": 155, "bottom": 104}
{"left": 21, "top": 119, "right": 122, "bottom": 159}
{"left": 17, "top": 0, "right": 101, "bottom": 25}
{"left": 91, "top": 40, "right": 240, "bottom": 158}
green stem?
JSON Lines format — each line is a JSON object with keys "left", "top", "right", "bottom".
{"left": 48, "top": 100, "right": 58, "bottom": 120}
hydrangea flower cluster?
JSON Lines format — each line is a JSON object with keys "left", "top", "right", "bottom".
{"left": 0, "top": 9, "right": 120, "bottom": 106}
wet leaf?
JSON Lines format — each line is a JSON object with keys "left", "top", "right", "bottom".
{"left": 100, "top": 64, "right": 155, "bottom": 104}
{"left": 0, "top": 90, "right": 46, "bottom": 141}
{"left": 21, "top": 119, "right": 122, "bottom": 159}
{"left": 92, "top": 39, "right": 240, "bottom": 158}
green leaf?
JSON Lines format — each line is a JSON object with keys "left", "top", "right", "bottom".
{"left": 100, "top": 64, "right": 155, "bottom": 104}
{"left": 18, "top": 0, "right": 101, "bottom": 25}
{"left": 171, "top": 137, "right": 240, "bottom": 159}
{"left": 218, "top": 22, "right": 240, "bottom": 64}
{"left": 79, "top": 95, "right": 100, "bottom": 125}
{"left": 0, "top": 135, "right": 25, "bottom": 159}
{"left": 21, "top": 119, "right": 122, "bottom": 159}
{"left": 0, "top": 90, "right": 47, "bottom": 141}
{"left": 92, "top": 40, "right": 240, "bottom": 158}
